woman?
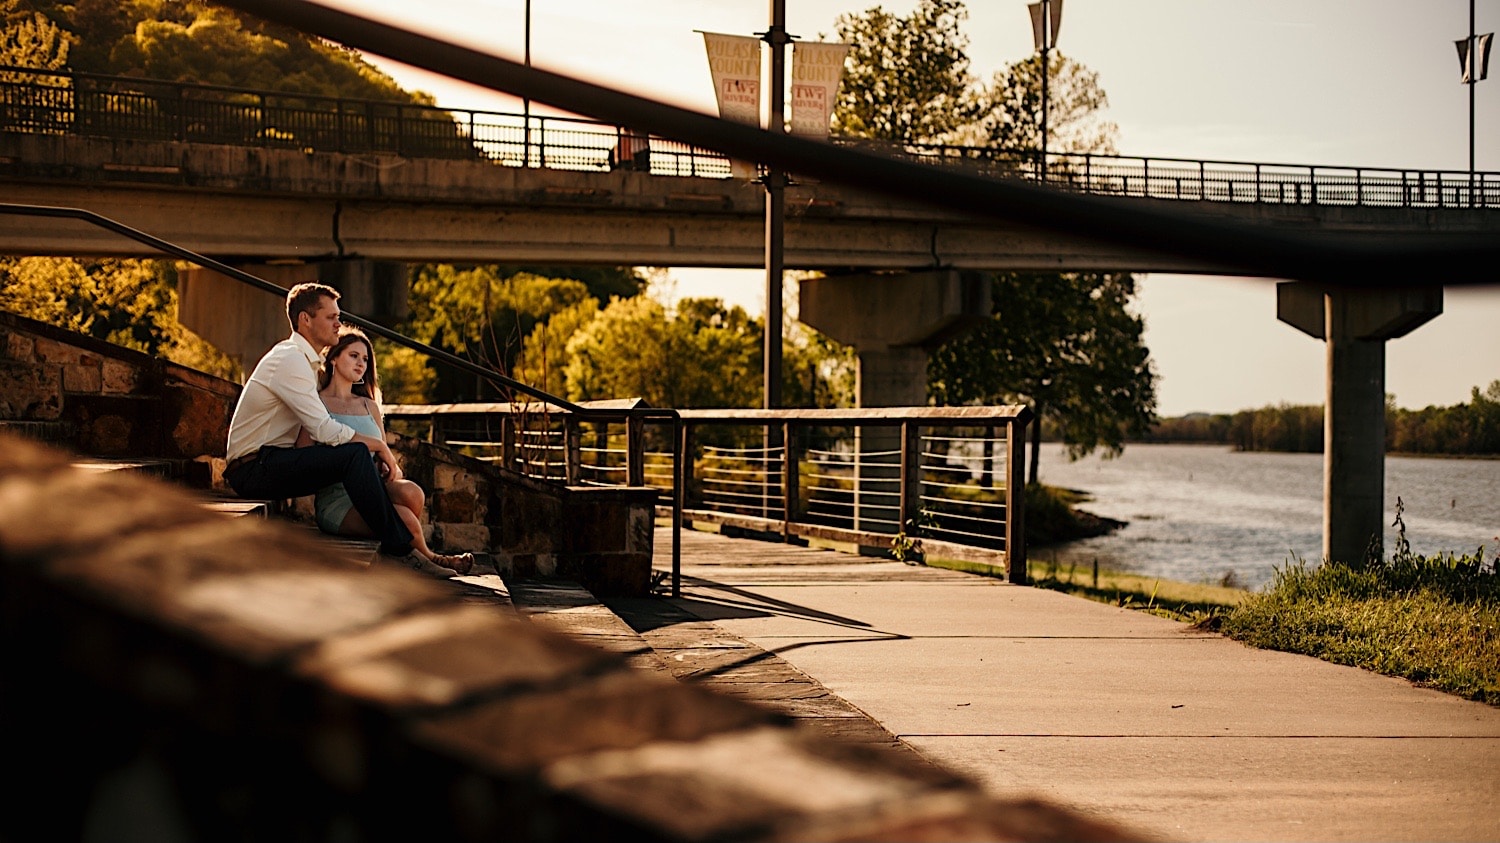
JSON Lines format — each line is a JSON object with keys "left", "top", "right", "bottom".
{"left": 298, "top": 328, "right": 473, "bottom": 575}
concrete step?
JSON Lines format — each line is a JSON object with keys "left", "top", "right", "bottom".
{"left": 0, "top": 420, "right": 76, "bottom": 445}
{"left": 72, "top": 457, "right": 176, "bottom": 480}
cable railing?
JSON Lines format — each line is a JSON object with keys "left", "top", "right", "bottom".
{"left": 393, "top": 403, "right": 1033, "bottom": 581}
{"left": 4, "top": 64, "right": 1495, "bottom": 209}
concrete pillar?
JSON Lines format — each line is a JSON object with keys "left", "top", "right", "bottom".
{"left": 801, "top": 270, "right": 991, "bottom": 537}
{"left": 1277, "top": 282, "right": 1442, "bottom": 565}
{"left": 179, "top": 260, "right": 409, "bottom": 377}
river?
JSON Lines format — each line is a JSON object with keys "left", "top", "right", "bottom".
{"left": 1031, "top": 442, "right": 1500, "bottom": 590}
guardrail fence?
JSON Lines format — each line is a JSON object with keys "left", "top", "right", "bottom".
{"left": 5, "top": 64, "right": 1495, "bottom": 208}
{"left": 385, "top": 403, "right": 1033, "bottom": 582}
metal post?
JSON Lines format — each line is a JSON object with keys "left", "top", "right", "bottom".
{"left": 1005, "top": 417, "right": 1028, "bottom": 584}
{"left": 763, "top": 0, "right": 788, "bottom": 409}
{"left": 1040, "top": 0, "right": 1049, "bottom": 186}
{"left": 782, "top": 421, "right": 798, "bottom": 539}
{"left": 1468, "top": 0, "right": 1476, "bottom": 205}
{"left": 626, "top": 414, "right": 645, "bottom": 486}
{"left": 899, "top": 421, "right": 921, "bottom": 538}
{"left": 674, "top": 420, "right": 693, "bottom": 597}
{"left": 523, "top": 0, "right": 532, "bottom": 167}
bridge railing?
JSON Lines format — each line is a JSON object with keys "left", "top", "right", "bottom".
{"left": 3, "top": 64, "right": 1495, "bottom": 209}
{"left": 384, "top": 403, "right": 1033, "bottom": 582}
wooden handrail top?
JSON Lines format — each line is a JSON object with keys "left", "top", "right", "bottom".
{"left": 385, "top": 402, "right": 1032, "bottom": 425}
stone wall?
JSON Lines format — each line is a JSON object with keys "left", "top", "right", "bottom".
{"left": 391, "top": 436, "right": 658, "bottom": 598}
{"left": 0, "top": 432, "right": 1141, "bottom": 842}
{"left": 0, "top": 311, "right": 238, "bottom": 475}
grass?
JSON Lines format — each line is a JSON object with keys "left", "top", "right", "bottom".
{"left": 1221, "top": 552, "right": 1500, "bottom": 705}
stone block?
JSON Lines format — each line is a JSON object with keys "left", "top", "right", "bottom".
{"left": 164, "top": 384, "right": 234, "bottom": 459}
{"left": 32, "top": 337, "right": 84, "bottom": 365}
{"left": 0, "top": 360, "right": 62, "bottom": 420}
{"left": 101, "top": 358, "right": 142, "bottom": 394}
{"left": 431, "top": 522, "right": 491, "bottom": 554}
{"left": 5, "top": 331, "right": 35, "bottom": 360}
{"left": 62, "top": 362, "right": 102, "bottom": 393}
{"left": 431, "top": 487, "right": 477, "bottom": 523}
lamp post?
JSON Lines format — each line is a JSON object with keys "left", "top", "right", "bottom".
{"left": 762, "top": 0, "right": 788, "bottom": 409}
{"left": 1454, "top": 0, "right": 1494, "bottom": 206}
{"left": 523, "top": 0, "right": 532, "bottom": 166}
{"left": 1027, "top": 0, "right": 1061, "bottom": 184}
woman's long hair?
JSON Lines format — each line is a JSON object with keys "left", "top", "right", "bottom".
{"left": 318, "top": 327, "right": 381, "bottom": 403}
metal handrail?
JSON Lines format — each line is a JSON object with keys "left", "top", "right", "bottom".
{"left": 393, "top": 403, "right": 1034, "bottom": 582}
{"left": 0, "top": 200, "right": 687, "bottom": 595}
{"left": 3, "top": 64, "right": 1496, "bottom": 209}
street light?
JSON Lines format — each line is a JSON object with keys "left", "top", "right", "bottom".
{"left": 1027, "top": 0, "right": 1061, "bottom": 184}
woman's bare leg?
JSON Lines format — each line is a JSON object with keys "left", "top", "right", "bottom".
{"left": 339, "top": 505, "right": 434, "bottom": 560}
{"left": 387, "top": 479, "right": 425, "bottom": 521}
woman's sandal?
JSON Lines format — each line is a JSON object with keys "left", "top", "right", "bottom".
{"left": 431, "top": 552, "right": 474, "bottom": 576}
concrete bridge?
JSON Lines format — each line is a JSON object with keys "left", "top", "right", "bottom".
{"left": 1, "top": 67, "right": 1497, "bottom": 274}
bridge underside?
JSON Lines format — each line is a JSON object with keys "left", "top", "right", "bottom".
{"left": 4, "top": 134, "right": 1493, "bottom": 275}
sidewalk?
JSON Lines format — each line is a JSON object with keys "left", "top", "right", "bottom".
{"left": 644, "top": 527, "right": 1500, "bottom": 843}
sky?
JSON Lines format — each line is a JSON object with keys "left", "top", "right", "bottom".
{"left": 313, "top": 0, "right": 1499, "bottom": 416}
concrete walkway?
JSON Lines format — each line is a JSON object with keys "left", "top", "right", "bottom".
{"left": 646, "top": 527, "right": 1500, "bottom": 843}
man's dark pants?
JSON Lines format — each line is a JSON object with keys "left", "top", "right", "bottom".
{"left": 225, "top": 443, "right": 413, "bottom": 557}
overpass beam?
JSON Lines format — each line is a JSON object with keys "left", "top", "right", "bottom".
{"left": 1276, "top": 282, "right": 1442, "bottom": 565}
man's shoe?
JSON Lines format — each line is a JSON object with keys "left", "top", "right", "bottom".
{"left": 374, "top": 550, "right": 455, "bottom": 579}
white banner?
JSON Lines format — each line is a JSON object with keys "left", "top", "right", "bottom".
{"left": 702, "top": 32, "right": 762, "bottom": 126}
{"left": 789, "top": 41, "right": 851, "bottom": 138}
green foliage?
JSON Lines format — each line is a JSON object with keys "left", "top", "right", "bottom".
{"left": 564, "top": 296, "right": 761, "bottom": 408}
{"left": 1223, "top": 502, "right": 1499, "bottom": 704}
{"left": 1223, "top": 553, "right": 1499, "bottom": 704}
{"left": 960, "top": 52, "right": 1119, "bottom": 153}
{"left": 16, "top": 0, "right": 421, "bottom": 102}
{"left": 929, "top": 272, "right": 1158, "bottom": 484}
{"left": 0, "top": 257, "right": 238, "bottom": 379}
{"left": 1143, "top": 385, "right": 1500, "bottom": 457}
{"left": 1, "top": 0, "right": 69, "bottom": 69}
{"left": 830, "top": 0, "right": 985, "bottom": 142}
{"left": 1388, "top": 381, "right": 1500, "bottom": 456}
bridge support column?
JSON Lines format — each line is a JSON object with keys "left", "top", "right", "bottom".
{"left": 801, "top": 270, "right": 991, "bottom": 539}
{"left": 1276, "top": 282, "right": 1442, "bottom": 565}
{"left": 179, "top": 260, "right": 409, "bottom": 375}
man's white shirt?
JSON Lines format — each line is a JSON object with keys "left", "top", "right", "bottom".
{"left": 225, "top": 332, "right": 356, "bottom": 463}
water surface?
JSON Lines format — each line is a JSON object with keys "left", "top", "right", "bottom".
{"left": 1033, "top": 443, "right": 1500, "bottom": 590}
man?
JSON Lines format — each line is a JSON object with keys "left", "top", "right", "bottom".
{"left": 223, "top": 282, "right": 453, "bottom": 579}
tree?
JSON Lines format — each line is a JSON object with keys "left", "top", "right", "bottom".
{"left": 0, "top": 257, "right": 239, "bottom": 379}
{"left": 829, "top": 0, "right": 986, "bottom": 143}
{"left": 961, "top": 52, "right": 1119, "bottom": 155}
{"left": 563, "top": 296, "right": 763, "bottom": 409}
{"left": 929, "top": 272, "right": 1157, "bottom": 484}
{"left": 0, "top": 0, "right": 68, "bottom": 69}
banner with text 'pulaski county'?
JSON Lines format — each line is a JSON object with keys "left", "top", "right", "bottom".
{"left": 702, "top": 31, "right": 761, "bottom": 177}
{"left": 790, "top": 41, "right": 851, "bottom": 139}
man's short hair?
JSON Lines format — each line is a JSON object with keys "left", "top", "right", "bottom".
{"left": 286, "top": 282, "right": 340, "bottom": 331}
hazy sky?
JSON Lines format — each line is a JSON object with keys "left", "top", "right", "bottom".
{"left": 316, "top": 0, "right": 1498, "bottom": 416}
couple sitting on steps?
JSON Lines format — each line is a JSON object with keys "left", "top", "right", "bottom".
{"left": 222, "top": 282, "right": 473, "bottom": 579}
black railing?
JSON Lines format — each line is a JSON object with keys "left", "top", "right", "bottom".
{"left": 3, "top": 65, "right": 1496, "bottom": 209}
